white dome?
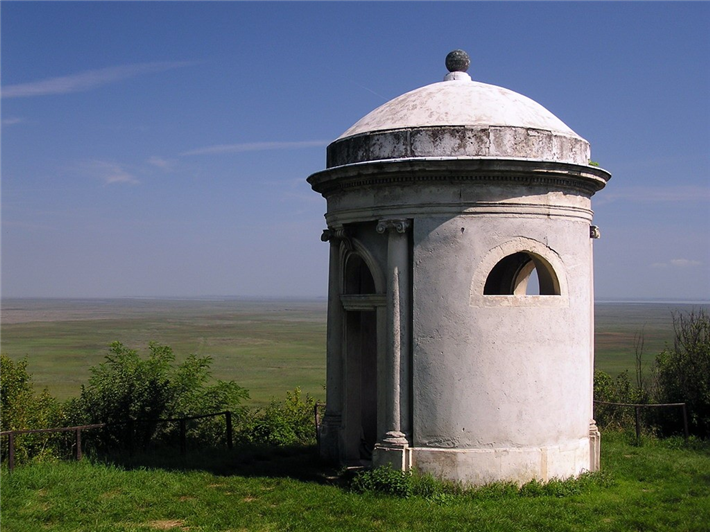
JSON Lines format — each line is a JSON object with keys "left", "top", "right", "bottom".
{"left": 338, "top": 79, "right": 580, "bottom": 140}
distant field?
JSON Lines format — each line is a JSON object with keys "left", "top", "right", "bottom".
{"left": 1, "top": 298, "right": 708, "bottom": 405}
{"left": 1, "top": 298, "right": 327, "bottom": 405}
{"left": 593, "top": 302, "right": 709, "bottom": 376}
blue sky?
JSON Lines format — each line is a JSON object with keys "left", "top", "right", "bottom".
{"left": 2, "top": 2, "right": 709, "bottom": 301}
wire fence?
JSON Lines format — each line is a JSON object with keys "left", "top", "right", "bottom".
{"left": 593, "top": 400, "right": 689, "bottom": 443}
{"left": 0, "top": 410, "right": 235, "bottom": 473}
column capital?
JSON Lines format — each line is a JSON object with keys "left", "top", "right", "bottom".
{"left": 321, "top": 226, "right": 349, "bottom": 242}
{"left": 376, "top": 219, "right": 411, "bottom": 235}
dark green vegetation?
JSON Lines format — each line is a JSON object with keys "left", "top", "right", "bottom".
{"left": 66, "top": 341, "right": 249, "bottom": 451}
{"left": 1, "top": 349, "right": 317, "bottom": 465}
{"left": 594, "top": 309, "right": 710, "bottom": 438}
{"left": 1, "top": 298, "right": 326, "bottom": 405}
{"left": 2, "top": 433, "right": 709, "bottom": 531}
{"left": 3, "top": 298, "right": 708, "bottom": 406}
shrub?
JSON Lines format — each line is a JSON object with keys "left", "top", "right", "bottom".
{"left": 238, "top": 388, "right": 317, "bottom": 446}
{"left": 0, "top": 355, "right": 65, "bottom": 463}
{"left": 68, "top": 342, "right": 249, "bottom": 450}
{"left": 593, "top": 369, "right": 639, "bottom": 430}
{"left": 351, "top": 465, "right": 414, "bottom": 497}
{"left": 653, "top": 309, "right": 710, "bottom": 437}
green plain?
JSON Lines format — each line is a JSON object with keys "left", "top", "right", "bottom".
{"left": 1, "top": 298, "right": 708, "bottom": 405}
{"left": 1, "top": 298, "right": 327, "bottom": 406}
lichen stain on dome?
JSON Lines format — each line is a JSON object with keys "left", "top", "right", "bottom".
{"left": 338, "top": 81, "right": 580, "bottom": 141}
{"left": 326, "top": 51, "right": 594, "bottom": 167}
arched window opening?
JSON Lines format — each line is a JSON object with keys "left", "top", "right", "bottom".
{"left": 526, "top": 268, "right": 540, "bottom": 295}
{"left": 484, "top": 252, "right": 560, "bottom": 296}
{"left": 344, "top": 254, "right": 376, "bottom": 295}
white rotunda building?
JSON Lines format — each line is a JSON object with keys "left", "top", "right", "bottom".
{"left": 308, "top": 50, "right": 610, "bottom": 485}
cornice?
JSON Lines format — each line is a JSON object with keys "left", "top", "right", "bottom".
{"left": 308, "top": 158, "right": 610, "bottom": 197}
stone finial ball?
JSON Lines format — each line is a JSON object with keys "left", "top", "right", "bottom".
{"left": 445, "top": 49, "right": 470, "bottom": 73}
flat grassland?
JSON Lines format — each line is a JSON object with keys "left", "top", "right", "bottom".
{"left": 2, "top": 298, "right": 708, "bottom": 405}
{"left": 1, "top": 298, "right": 326, "bottom": 405}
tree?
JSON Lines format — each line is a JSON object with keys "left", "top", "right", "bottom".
{"left": 654, "top": 309, "right": 710, "bottom": 437}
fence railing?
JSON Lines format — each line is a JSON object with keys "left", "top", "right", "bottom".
{"left": 593, "top": 400, "right": 689, "bottom": 442}
{"left": 0, "top": 410, "right": 234, "bottom": 473}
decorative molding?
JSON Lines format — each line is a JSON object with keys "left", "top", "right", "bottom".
{"left": 340, "top": 294, "right": 386, "bottom": 311}
{"left": 470, "top": 236, "right": 569, "bottom": 308}
{"left": 321, "top": 226, "right": 353, "bottom": 251}
{"left": 308, "top": 158, "right": 610, "bottom": 199}
{"left": 376, "top": 219, "right": 411, "bottom": 235}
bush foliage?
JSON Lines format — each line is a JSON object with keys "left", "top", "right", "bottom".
{"left": 594, "top": 309, "right": 710, "bottom": 438}
{"left": 66, "top": 342, "right": 250, "bottom": 450}
{"left": 2, "top": 342, "right": 318, "bottom": 465}
{"left": 1, "top": 355, "right": 65, "bottom": 462}
{"left": 654, "top": 309, "right": 710, "bottom": 437}
{"left": 238, "top": 387, "right": 317, "bottom": 446}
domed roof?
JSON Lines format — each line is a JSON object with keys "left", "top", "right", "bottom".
{"left": 338, "top": 79, "right": 579, "bottom": 140}
{"left": 326, "top": 51, "right": 590, "bottom": 168}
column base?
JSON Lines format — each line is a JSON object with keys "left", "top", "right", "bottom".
{"left": 373, "top": 432, "right": 411, "bottom": 471}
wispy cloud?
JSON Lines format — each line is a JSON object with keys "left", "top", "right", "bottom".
{"left": 2, "top": 117, "right": 25, "bottom": 126}
{"left": 147, "top": 156, "right": 175, "bottom": 170}
{"left": 181, "top": 140, "right": 329, "bottom": 156}
{"left": 598, "top": 185, "right": 710, "bottom": 205}
{"left": 78, "top": 160, "right": 140, "bottom": 185}
{"left": 670, "top": 259, "right": 702, "bottom": 267}
{"left": 2, "top": 61, "right": 195, "bottom": 99}
{"left": 651, "top": 258, "right": 702, "bottom": 269}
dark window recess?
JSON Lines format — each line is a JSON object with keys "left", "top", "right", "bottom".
{"left": 484, "top": 252, "right": 560, "bottom": 296}
{"left": 344, "top": 254, "right": 376, "bottom": 295}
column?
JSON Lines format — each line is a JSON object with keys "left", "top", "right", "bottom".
{"left": 319, "top": 227, "right": 346, "bottom": 463}
{"left": 373, "top": 219, "right": 412, "bottom": 470}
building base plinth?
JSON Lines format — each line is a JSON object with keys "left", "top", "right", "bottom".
{"left": 410, "top": 439, "right": 592, "bottom": 486}
{"left": 373, "top": 438, "right": 412, "bottom": 471}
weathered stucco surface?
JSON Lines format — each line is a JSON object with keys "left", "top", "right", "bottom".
{"left": 308, "top": 53, "right": 610, "bottom": 485}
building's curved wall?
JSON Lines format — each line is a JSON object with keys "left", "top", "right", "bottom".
{"left": 410, "top": 206, "right": 594, "bottom": 481}
{"left": 319, "top": 172, "right": 598, "bottom": 482}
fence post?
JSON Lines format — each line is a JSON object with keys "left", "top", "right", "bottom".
{"left": 682, "top": 403, "right": 689, "bottom": 440}
{"left": 179, "top": 419, "right": 186, "bottom": 455}
{"left": 8, "top": 433, "right": 15, "bottom": 473}
{"left": 634, "top": 406, "right": 641, "bottom": 444}
{"left": 75, "top": 429, "right": 83, "bottom": 461}
{"left": 225, "top": 411, "right": 233, "bottom": 449}
{"left": 126, "top": 419, "right": 134, "bottom": 456}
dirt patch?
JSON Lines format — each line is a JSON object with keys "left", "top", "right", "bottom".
{"left": 148, "top": 520, "right": 186, "bottom": 530}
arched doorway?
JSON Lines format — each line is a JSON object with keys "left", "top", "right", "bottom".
{"left": 342, "top": 253, "right": 378, "bottom": 462}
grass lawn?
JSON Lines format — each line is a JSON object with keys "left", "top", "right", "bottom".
{"left": 2, "top": 432, "right": 709, "bottom": 531}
